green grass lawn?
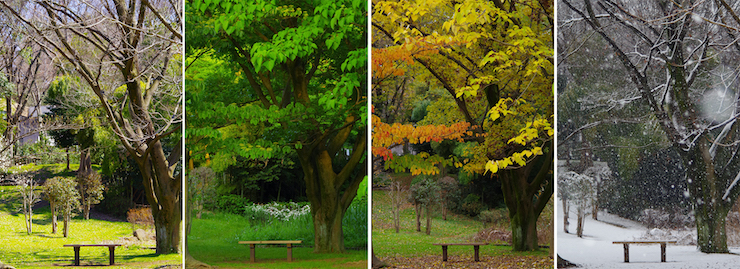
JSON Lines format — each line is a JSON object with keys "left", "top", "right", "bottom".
{"left": 373, "top": 183, "right": 553, "bottom": 268}
{"left": 0, "top": 185, "right": 181, "bottom": 268}
{"left": 188, "top": 212, "right": 367, "bottom": 268}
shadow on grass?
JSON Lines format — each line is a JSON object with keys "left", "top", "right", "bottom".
{"left": 26, "top": 248, "right": 166, "bottom": 267}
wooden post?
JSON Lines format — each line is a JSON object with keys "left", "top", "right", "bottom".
{"left": 661, "top": 243, "right": 666, "bottom": 262}
{"left": 287, "top": 243, "right": 293, "bottom": 262}
{"left": 108, "top": 246, "right": 116, "bottom": 265}
{"left": 249, "top": 244, "right": 256, "bottom": 262}
{"left": 441, "top": 245, "right": 448, "bottom": 261}
{"left": 623, "top": 243, "right": 629, "bottom": 262}
{"left": 73, "top": 246, "right": 81, "bottom": 266}
{"left": 473, "top": 245, "right": 480, "bottom": 262}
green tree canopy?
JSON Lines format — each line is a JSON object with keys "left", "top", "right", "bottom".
{"left": 186, "top": 0, "right": 368, "bottom": 253}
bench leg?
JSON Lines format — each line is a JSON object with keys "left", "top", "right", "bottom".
{"left": 109, "top": 246, "right": 116, "bottom": 265}
{"left": 623, "top": 244, "right": 629, "bottom": 262}
{"left": 441, "top": 245, "right": 448, "bottom": 262}
{"left": 287, "top": 243, "right": 293, "bottom": 262}
{"left": 250, "top": 244, "right": 256, "bottom": 262}
{"left": 661, "top": 243, "right": 666, "bottom": 262}
{"left": 73, "top": 246, "right": 81, "bottom": 266}
{"left": 474, "top": 245, "right": 480, "bottom": 262}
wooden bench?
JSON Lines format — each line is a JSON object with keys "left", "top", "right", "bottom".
{"left": 63, "top": 243, "right": 122, "bottom": 266}
{"left": 612, "top": 240, "right": 677, "bottom": 262}
{"left": 238, "top": 240, "right": 302, "bottom": 262}
{"left": 432, "top": 242, "right": 489, "bottom": 262}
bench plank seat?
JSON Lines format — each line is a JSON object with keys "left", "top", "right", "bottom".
{"left": 63, "top": 243, "right": 122, "bottom": 266}
{"left": 238, "top": 240, "right": 302, "bottom": 262}
{"left": 612, "top": 240, "right": 676, "bottom": 262}
{"left": 432, "top": 242, "right": 489, "bottom": 262}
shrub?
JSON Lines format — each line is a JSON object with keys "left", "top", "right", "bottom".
{"left": 77, "top": 171, "right": 105, "bottom": 220}
{"left": 461, "top": 194, "right": 486, "bottom": 216}
{"left": 216, "top": 194, "right": 249, "bottom": 215}
{"left": 480, "top": 208, "right": 509, "bottom": 227}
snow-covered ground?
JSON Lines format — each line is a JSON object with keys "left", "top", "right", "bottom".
{"left": 557, "top": 201, "right": 740, "bottom": 268}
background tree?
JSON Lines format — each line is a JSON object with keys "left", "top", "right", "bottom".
{"left": 187, "top": 0, "right": 367, "bottom": 253}
{"left": 77, "top": 171, "right": 104, "bottom": 220}
{"left": 389, "top": 181, "right": 407, "bottom": 233}
{"left": 560, "top": 0, "right": 740, "bottom": 253}
{"left": 558, "top": 171, "right": 595, "bottom": 238}
{"left": 12, "top": 172, "right": 39, "bottom": 234}
{"left": 0, "top": 8, "right": 59, "bottom": 164}
{"left": 43, "top": 176, "right": 80, "bottom": 237}
{"left": 410, "top": 176, "right": 441, "bottom": 235}
{"left": 0, "top": 0, "right": 184, "bottom": 253}
{"left": 43, "top": 176, "right": 69, "bottom": 234}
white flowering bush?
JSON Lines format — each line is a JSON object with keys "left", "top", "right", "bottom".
{"left": 245, "top": 202, "right": 310, "bottom": 222}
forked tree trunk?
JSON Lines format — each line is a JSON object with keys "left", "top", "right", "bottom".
{"left": 135, "top": 140, "right": 182, "bottom": 254}
{"left": 296, "top": 125, "right": 366, "bottom": 253}
{"left": 500, "top": 143, "right": 553, "bottom": 251}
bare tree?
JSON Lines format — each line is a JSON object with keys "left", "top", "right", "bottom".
{"left": 389, "top": 181, "right": 407, "bottom": 233}
{"left": 12, "top": 172, "right": 40, "bottom": 234}
{"left": 0, "top": 0, "right": 183, "bottom": 253}
{"left": 560, "top": 0, "right": 740, "bottom": 253}
{"left": 0, "top": 6, "right": 57, "bottom": 165}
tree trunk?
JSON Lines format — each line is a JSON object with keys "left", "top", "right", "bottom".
{"left": 508, "top": 201, "right": 539, "bottom": 251}
{"left": 592, "top": 198, "right": 598, "bottom": 221}
{"left": 425, "top": 204, "right": 432, "bottom": 235}
{"left": 684, "top": 140, "right": 733, "bottom": 253}
{"left": 296, "top": 125, "right": 366, "bottom": 253}
{"left": 151, "top": 196, "right": 181, "bottom": 254}
{"left": 51, "top": 201, "right": 57, "bottom": 234}
{"left": 83, "top": 200, "right": 90, "bottom": 220}
{"left": 415, "top": 203, "right": 421, "bottom": 232}
{"left": 78, "top": 148, "right": 92, "bottom": 175}
{"left": 393, "top": 207, "right": 399, "bottom": 233}
{"left": 312, "top": 201, "right": 346, "bottom": 252}
{"left": 576, "top": 206, "right": 584, "bottom": 238}
{"left": 65, "top": 148, "right": 70, "bottom": 170}
{"left": 562, "top": 197, "right": 569, "bottom": 233}
{"left": 499, "top": 143, "right": 553, "bottom": 251}
{"left": 133, "top": 138, "right": 182, "bottom": 254}
{"left": 25, "top": 202, "right": 32, "bottom": 234}
{"left": 63, "top": 207, "right": 70, "bottom": 237}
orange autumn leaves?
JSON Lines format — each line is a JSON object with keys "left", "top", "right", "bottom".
{"left": 372, "top": 114, "right": 471, "bottom": 175}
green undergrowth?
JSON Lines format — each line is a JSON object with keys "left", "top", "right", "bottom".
{"left": 188, "top": 211, "right": 367, "bottom": 268}
{"left": 0, "top": 185, "right": 181, "bottom": 268}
